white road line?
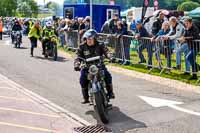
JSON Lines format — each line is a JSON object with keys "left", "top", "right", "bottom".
{"left": 0, "top": 73, "right": 91, "bottom": 126}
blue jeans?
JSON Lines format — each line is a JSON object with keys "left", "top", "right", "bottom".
{"left": 155, "top": 40, "right": 172, "bottom": 68}
{"left": 186, "top": 50, "right": 199, "bottom": 73}
{"left": 59, "top": 34, "right": 65, "bottom": 47}
{"left": 176, "top": 43, "right": 190, "bottom": 72}
{"left": 137, "top": 41, "right": 153, "bottom": 65}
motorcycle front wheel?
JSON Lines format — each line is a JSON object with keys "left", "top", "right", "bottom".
{"left": 94, "top": 91, "right": 109, "bottom": 124}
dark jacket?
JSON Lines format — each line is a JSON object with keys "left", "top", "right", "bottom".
{"left": 136, "top": 26, "right": 150, "bottom": 38}
{"left": 109, "top": 19, "right": 117, "bottom": 34}
{"left": 12, "top": 23, "right": 22, "bottom": 31}
{"left": 152, "top": 18, "right": 164, "bottom": 35}
{"left": 184, "top": 24, "right": 200, "bottom": 51}
{"left": 75, "top": 41, "right": 110, "bottom": 64}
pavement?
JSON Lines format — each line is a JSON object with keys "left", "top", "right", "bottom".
{"left": 0, "top": 35, "right": 200, "bottom": 133}
{"left": 0, "top": 64, "right": 87, "bottom": 133}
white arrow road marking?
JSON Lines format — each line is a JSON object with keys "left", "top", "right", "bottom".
{"left": 139, "top": 96, "right": 200, "bottom": 116}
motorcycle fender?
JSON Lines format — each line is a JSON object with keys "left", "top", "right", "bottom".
{"left": 91, "top": 82, "right": 100, "bottom": 93}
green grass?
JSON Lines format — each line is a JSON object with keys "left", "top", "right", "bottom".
{"left": 57, "top": 45, "right": 76, "bottom": 55}
{"left": 37, "top": 13, "right": 53, "bottom": 18}
{"left": 57, "top": 45, "right": 200, "bottom": 86}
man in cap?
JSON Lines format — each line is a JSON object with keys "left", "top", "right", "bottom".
{"left": 135, "top": 20, "right": 153, "bottom": 68}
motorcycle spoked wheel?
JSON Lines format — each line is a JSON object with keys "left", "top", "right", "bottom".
{"left": 94, "top": 90, "right": 109, "bottom": 124}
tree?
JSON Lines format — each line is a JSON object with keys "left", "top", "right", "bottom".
{"left": 17, "top": 0, "right": 38, "bottom": 17}
{"left": 46, "top": 2, "right": 62, "bottom": 16}
{"left": 0, "top": 0, "right": 18, "bottom": 16}
{"left": 177, "top": 1, "right": 200, "bottom": 11}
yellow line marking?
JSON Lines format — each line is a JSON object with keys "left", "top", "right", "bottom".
{"left": 0, "top": 107, "right": 60, "bottom": 118}
{"left": 0, "top": 121, "right": 65, "bottom": 133}
{"left": 0, "top": 96, "right": 32, "bottom": 102}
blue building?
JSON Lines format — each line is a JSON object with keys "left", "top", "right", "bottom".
{"left": 63, "top": 2, "right": 121, "bottom": 32}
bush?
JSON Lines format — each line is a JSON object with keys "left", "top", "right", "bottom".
{"left": 177, "top": 1, "right": 200, "bottom": 11}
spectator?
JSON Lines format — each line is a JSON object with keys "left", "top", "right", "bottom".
{"left": 101, "top": 20, "right": 110, "bottom": 33}
{"left": 165, "top": 17, "right": 189, "bottom": 72}
{"left": 57, "top": 19, "right": 66, "bottom": 47}
{"left": 152, "top": 21, "right": 171, "bottom": 69}
{"left": 78, "top": 17, "right": 85, "bottom": 37}
{"left": 135, "top": 20, "right": 153, "bottom": 69}
{"left": 71, "top": 17, "right": 79, "bottom": 30}
{"left": 84, "top": 16, "right": 90, "bottom": 31}
{"left": 122, "top": 18, "right": 128, "bottom": 31}
{"left": 130, "top": 19, "right": 136, "bottom": 32}
{"left": 152, "top": 12, "right": 165, "bottom": 36}
{"left": 108, "top": 14, "right": 119, "bottom": 34}
{"left": 162, "top": 17, "right": 185, "bottom": 71}
{"left": 184, "top": 18, "right": 200, "bottom": 80}
{"left": 115, "top": 21, "right": 130, "bottom": 65}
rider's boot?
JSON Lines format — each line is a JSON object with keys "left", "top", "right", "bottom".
{"left": 81, "top": 88, "right": 90, "bottom": 104}
{"left": 106, "top": 84, "right": 115, "bottom": 99}
{"left": 30, "top": 48, "right": 34, "bottom": 57}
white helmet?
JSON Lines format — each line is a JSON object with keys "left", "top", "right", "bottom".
{"left": 46, "top": 21, "right": 52, "bottom": 27}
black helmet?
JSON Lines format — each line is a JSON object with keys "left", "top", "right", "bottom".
{"left": 82, "top": 29, "right": 97, "bottom": 40}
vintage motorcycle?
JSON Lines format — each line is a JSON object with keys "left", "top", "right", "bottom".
{"left": 43, "top": 35, "right": 58, "bottom": 61}
{"left": 79, "top": 56, "right": 111, "bottom": 124}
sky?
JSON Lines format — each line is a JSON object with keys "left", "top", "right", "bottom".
{"left": 35, "top": 0, "right": 64, "bottom": 5}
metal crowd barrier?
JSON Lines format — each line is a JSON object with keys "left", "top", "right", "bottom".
{"left": 64, "top": 30, "right": 200, "bottom": 79}
{"left": 64, "top": 30, "right": 80, "bottom": 50}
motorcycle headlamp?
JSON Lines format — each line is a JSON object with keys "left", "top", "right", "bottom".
{"left": 89, "top": 65, "right": 98, "bottom": 75}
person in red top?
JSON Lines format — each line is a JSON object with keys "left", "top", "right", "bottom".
{"left": 0, "top": 18, "right": 3, "bottom": 40}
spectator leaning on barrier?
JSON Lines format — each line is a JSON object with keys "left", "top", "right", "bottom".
{"left": 152, "top": 12, "right": 165, "bottom": 36}
{"left": 84, "top": 16, "right": 90, "bottom": 31}
{"left": 115, "top": 21, "right": 130, "bottom": 65}
{"left": 101, "top": 20, "right": 110, "bottom": 34}
{"left": 151, "top": 21, "right": 171, "bottom": 69}
{"left": 130, "top": 19, "right": 136, "bottom": 33}
{"left": 70, "top": 17, "right": 78, "bottom": 31}
{"left": 78, "top": 17, "right": 86, "bottom": 38}
{"left": 183, "top": 18, "right": 200, "bottom": 80}
{"left": 109, "top": 14, "right": 119, "bottom": 34}
{"left": 162, "top": 17, "right": 186, "bottom": 70}
{"left": 57, "top": 19, "right": 66, "bottom": 47}
{"left": 135, "top": 19, "right": 153, "bottom": 69}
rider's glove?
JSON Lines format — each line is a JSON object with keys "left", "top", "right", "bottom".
{"left": 74, "top": 62, "right": 81, "bottom": 71}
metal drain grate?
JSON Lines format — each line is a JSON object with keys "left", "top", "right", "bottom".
{"left": 74, "top": 124, "right": 112, "bottom": 133}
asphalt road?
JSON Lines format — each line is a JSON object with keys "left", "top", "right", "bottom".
{"left": 0, "top": 36, "right": 200, "bottom": 133}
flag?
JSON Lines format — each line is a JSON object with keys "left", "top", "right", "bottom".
{"left": 141, "top": 0, "right": 150, "bottom": 22}
{"left": 154, "top": 0, "right": 159, "bottom": 11}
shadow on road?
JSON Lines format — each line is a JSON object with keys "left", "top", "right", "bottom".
{"left": 85, "top": 106, "right": 147, "bottom": 133}
{"left": 14, "top": 47, "right": 28, "bottom": 49}
{"left": 34, "top": 56, "right": 68, "bottom": 62}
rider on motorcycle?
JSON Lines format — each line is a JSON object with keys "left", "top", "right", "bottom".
{"left": 11, "top": 20, "right": 22, "bottom": 44}
{"left": 74, "top": 29, "right": 115, "bottom": 104}
{"left": 42, "top": 21, "right": 58, "bottom": 56}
